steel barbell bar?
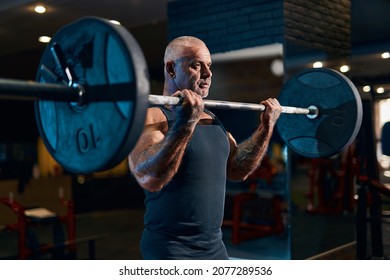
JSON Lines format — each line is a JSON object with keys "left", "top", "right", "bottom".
{"left": 0, "top": 77, "right": 319, "bottom": 118}
{"left": 148, "top": 95, "right": 319, "bottom": 118}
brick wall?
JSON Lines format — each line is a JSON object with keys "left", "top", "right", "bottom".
{"left": 167, "top": 0, "right": 350, "bottom": 56}
{"left": 284, "top": 0, "right": 351, "bottom": 56}
{"left": 167, "top": 0, "right": 284, "bottom": 54}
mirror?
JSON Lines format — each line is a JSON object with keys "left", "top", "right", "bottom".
{"left": 350, "top": 0, "right": 390, "bottom": 179}
{"left": 284, "top": 1, "right": 357, "bottom": 259}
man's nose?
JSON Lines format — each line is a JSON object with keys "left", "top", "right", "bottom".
{"left": 202, "top": 67, "right": 212, "bottom": 78}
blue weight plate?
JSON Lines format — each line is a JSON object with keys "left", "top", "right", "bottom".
{"left": 35, "top": 17, "right": 149, "bottom": 173}
{"left": 276, "top": 68, "right": 362, "bottom": 158}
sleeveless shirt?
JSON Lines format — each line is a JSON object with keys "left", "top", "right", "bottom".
{"left": 141, "top": 106, "right": 230, "bottom": 259}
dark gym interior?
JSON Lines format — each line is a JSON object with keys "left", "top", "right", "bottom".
{"left": 0, "top": 0, "right": 390, "bottom": 261}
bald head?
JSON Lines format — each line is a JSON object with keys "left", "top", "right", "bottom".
{"left": 164, "top": 36, "right": 208, "bottom": 64}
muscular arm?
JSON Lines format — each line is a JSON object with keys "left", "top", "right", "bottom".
{"left": 128, "top": 90, "right": 204, "bottom": 192}
{"left": 227, "top": 98, "right": 281, "bottom": 181}
{"left": 128, "top": 109, "right": 196, "bottom": 192}
{"left": 227, "top": 124, "right": 274, "bottom": 181}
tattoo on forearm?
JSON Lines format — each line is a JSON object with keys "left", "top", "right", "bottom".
{"left": 135, "top": 123, "right": 194, "bottom": 184}
{"left": 234, "top": 128, "right": 270, "bottom": 174}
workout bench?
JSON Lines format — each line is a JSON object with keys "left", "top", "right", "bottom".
{"left": 0, "top": 176, "right": 77, "bottom": 259}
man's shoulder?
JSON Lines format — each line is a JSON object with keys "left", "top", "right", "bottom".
{"left": 145, "top": 107, "right": 169, "bottom": 134}
{"left": 146, "top": 107, "right": 166, "bottom": 122}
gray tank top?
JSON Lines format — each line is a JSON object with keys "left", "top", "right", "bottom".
{"left": 141, "top": 106, "right": 230, "bottom": 259}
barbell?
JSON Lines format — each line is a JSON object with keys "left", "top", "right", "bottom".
{"left": 0, "top": 17, "right": 363, "bottom": 174}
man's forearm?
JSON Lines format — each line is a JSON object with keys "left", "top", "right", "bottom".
{"left": 228, "top": 124, "right": 274, "bottom": 180}
{"left": 132, "top": 123, "right": 195, "bottom": 192}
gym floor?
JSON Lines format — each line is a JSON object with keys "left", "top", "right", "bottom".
{"left": 1, "top": 166, "right": 389, "bottom": 260}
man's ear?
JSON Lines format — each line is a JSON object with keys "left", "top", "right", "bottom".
{"left": 166, "top": 61, "right": 176, "bottom": 78}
